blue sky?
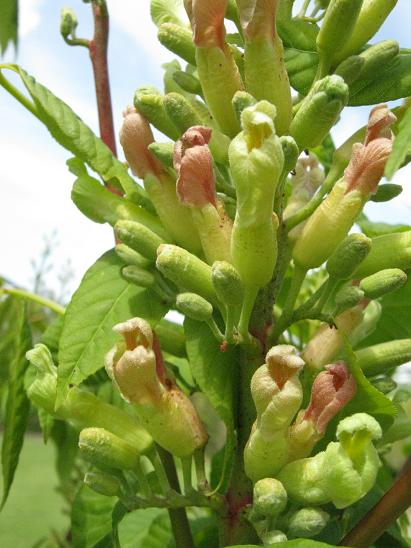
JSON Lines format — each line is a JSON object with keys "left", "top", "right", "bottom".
{"left": 1, "top": 0, "right": 411, "bottom": 297}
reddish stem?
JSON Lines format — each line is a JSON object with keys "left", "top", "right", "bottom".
{"left": 340, "top": 465, "right": 411, "bottom": 547}
{"left": 89, "top": 1, "right": 118, "bottom": 159}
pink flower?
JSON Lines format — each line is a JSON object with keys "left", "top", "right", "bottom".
{"left": 174, "top": 126, "right": 218, "bottom": 207}
{"left": 237, "top": 0, "right": 278, "bottom": 40}
{"left": 303, "top": 362, "right": 356, "bottom": 433}
{"left": 344, "top": 104, "right": 396, "bottom": 196}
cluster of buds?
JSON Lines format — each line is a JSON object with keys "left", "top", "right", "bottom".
{"left": 244, "top": 346, "right": 356, "bottom": 481}
{"left": 105, "top": 317, "right": 208, "bottom": 457}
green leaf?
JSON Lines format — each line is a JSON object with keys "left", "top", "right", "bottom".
{"left": 361, "top": 273, "right": 411, "bottom": 346}
{"left": 71, "top": 484, "right": 117, "bottom": 548}
{"left": 357, "top": 213, "right": 410, "bottom": 238}
{"left": 226, "top": 541, "right": 343, "bottom": 547}
{"left": 4, "top": 66, "right": 150, "bottom": 208}
{"left": 349, "top": 54, "right": 411, "bottom": 107}
{"left": 385, "top": 104, "right": 411, "bottom": 179}
{"left": 285, "top": 48, "right": 318, "bottom": 96}
{"left": 118, "top": 509, "right": 172, "bottom": 548}
{"left": 57, "top": 250, "right": 167, "bottom": 403}
{"left": 0, "top": 0, "right": 18, "bottom": 55}
{"left": 184, "top": 319, "right": 237, "bottom": 491}
{"left": 1, "top": 299, "right": 32, "bottom": 508}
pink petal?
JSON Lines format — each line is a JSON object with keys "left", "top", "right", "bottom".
{"left": 237, "top": 0, "right": 278, "bottom": 40}
{"left": 190, "top": 0, "right": 227, "bottom": 49}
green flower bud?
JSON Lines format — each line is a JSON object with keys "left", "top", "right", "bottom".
{"left": 186, "top": 0, "right": 243, "bottom": 137}
{"left": 334, "top": 55, "right": 365, "bottom": 85}
{"left": 134, "top": 86, "right": 180, "bottom": 140}
{"left": 279, "top": 136, "right": 300, "bottom": 175}
{"left": 26, "top": 344, "right": 153, "bottom": 454}
{"left": 289, "top": 75, "right": 349, "bottom": 150}
{"left": 71, "top": 174, "right": 168, "bottom": 240}
{"left": 302, "top": 304, "right": 366, "bottom": 370}
{"left": 230, "top": 102, "right": 283, "bottom": 290}
{"left": 60, "top": 8, "right": 78, "bottom": 39}
{"left": 244, "top": 345, "right": 304, "bottom": 481}
{"left": 150, "top": 0, "right": 188, "bottom": 27}
{"left": 163, "top": 92, "right": 203, "bottom": 134}
{"left": 370, "top": 376, "right": 397, "bottom": 394}
{"left": 237, "top": 0, "right": 292, "bottom": 135}
{"left": 107, "top": 318, "right": 208, "bottom": 456}
{"left": 173, "top": 70, "right": 203, "bottom": 96}
{"left": 326, "top": 233, "right": 372, "bottom": 280}
{"left": 148, "top": 142, "right": 174, "bottom": 169}
{"left": 334, "top": 0, "right": 398, "bottom": 64}
{"left": 156, "top": 244, "right": 217, "bottom": 305}
{"left": 316, "top": 0, "right": 364, "bottom": 71}
{"left": 335, "top": 285, "right": 365, "bottom": 312}
{"left": 115, "top": 243, "right": 150, "bottom": 269}
{"left": 121, "top": 265, "right": 155, "bottom": 288}
{"left": 287, "top": 507, "right": 329, "bottom": 539}
{"left": 253, "top": 478, "right": 288, "bottom": 518}
{"left": 350, "top": 299, "right": 381, "bottom": 347}
{"left": 355, "top": 339, "right": 411, "bottom": 377}
{"left": 84, "top": 470, "right": 122, "bottom": 497}
{"left": 211, "top": 261, "right": 243, "bottom": 311}
{"left": 79, "top": 427, "right": 140, "bottom": 470}
{"left": 176, "top": 292, "right": 213, "bottom": 322}
{"left": 115, "top": 220, "right": 167, "bottom": 263}
{"left": 370, "top": 183, "right": 402, "bottom": 203}
{"left": 263, "top": 530, "right": 288, "bottom": 544}
{"left": 232, "top": 91, "right": 257, "bottom": 123}
{"left": 354, "top": 231, "right": 411, "bottom": 277}
{"left": 279, "top": 413, "right": 382, "bottom": 509}
{"left": 158, "top": 23, "right": 196, "bottom": 66}
{"left": 359, "top": 268, "right": 407, "bottom": 300}
{"left": 156, "top": 319, "right": 187, "bottom": 358}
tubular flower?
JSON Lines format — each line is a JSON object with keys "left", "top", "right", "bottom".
{"left": 106, "top": 318, "right": 208, "bottom": 457}
{"left": 244, "top": 345, "right": 304, "bottom": 481}
{"left": 185, "top": 0, "right": 243, "bottom": 137}
{"left": 293, "top": 104, "right": 396, "bottom": 270}
{"left": 278, "top": 413, "right": 382, "bottom": 509}
{"left": 236, "top": 0, "right": 292, "bottom": 134}
{"left": 289, "top": 362, "right": 356, "bottom": 459}
{"left": 174, "top": 126, "right": 232, "bottom": 264}
{"left": 120, "top": 106, "right": 201, "bottom": 253}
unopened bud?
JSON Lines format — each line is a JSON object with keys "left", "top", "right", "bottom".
{"left": 355, "top": 339, "right": 411, "bottom": 377}
{"left": 157, "top": 22, "right": 196, "bottom": 66}
{"left": 176, "top": 292, "right": 213, "bottom": 322}
{"left": 354, "top": 231, "right": 411, "bottom": 278}
{"left": 84, "top": 471, "right": 122, "bottom": 497}
{"left": 79, "top": 427, "right": 140, "bottom": 470}
{"left": 156, "top": 244, "right": 217, "bottom": 304}
{"left": 370, "top": 183, "right": 402, "bottom": 203}
{"left": 211, "top": 261, "right": 243, "bottom": 310}
{"left": 232, "top": 91, "right": 257, "bottom": 123}
{"left": 335, "top": 285, "right": 365, "bottom": 312}
{"left": 115, "top": 243, "right": 150, "bottom": 269}
{"left": 115, "top": 220, "right": 166, "bottom": 262}
{"left": 134, "top": 86, "right": 180, "bottom": 140}
{"left": 148, "top": 142, "right": 174, "bottom": 169}
{"left": 280, "top": 136, "right": 300, "bottom": 175}
{"left": 164, "top": 92, "right": 203, "bottom": 135}
{"left": 334, "top": 55, "right": 365, "bottom": 85}
{"left": 326, "top": 233, "right": 372, "bottom": 280}
{"left": 150, "top": 0, "right": 187, "bottom": 27}
{"left": 121, "top": 265, "right": 155, "bottom": 288}
{"left": 287, "top": 507, "right": 329, "bottom": 539}
{"left": 359, "top": 268, "right": 407, "bottom": 300}
{"left": 253, "top": 478, "right": 288, "bottom": 518}
{"left": 290, "top": 75, "right": 349, "bottom": 149}
{"left": 60, "top": 8, "right": 78, "bottom": 39}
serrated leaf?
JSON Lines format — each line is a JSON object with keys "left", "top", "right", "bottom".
{"left": 0, "top": 0, "right": 18, "bottom": 55}
{"left": 385, "top": 105, "right": 411, "bottom": 179}
{"left": 4, "top": 66, "right": 149, "bottom": 208}
{"left": 285, "top": 48, "right": 318, "bottom": 95}
{"left": 71, "top": 484, "right": 117, "bottom": 548}
{"left": 57, "top": 250, "right": 167, "bottom": 403}
{"left": 361, "top": 273, "right": 411, "bottom": 346}
{"left": 1, "top": 300, "right": 32, "bottom": 508}
{"left": 357, "top": 213, "right": 410, "bottom": 238}
{"left": 184, "top": 319, "right": 236, "bottom": 491}
{"left": 349, "top": 54, "right": 411, "bottom": 106}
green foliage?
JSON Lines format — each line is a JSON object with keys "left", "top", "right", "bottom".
{"left": 1, "top": 300, "right": 32, "bottom": 508}
{"left": 0, "top": 0, "right": 18, "bottom": 55}
{"left": 57, "top": 250, "right": 167, "bottom": 403}
{"left": 385, "top": 102, "right": 411, "bottom": 179}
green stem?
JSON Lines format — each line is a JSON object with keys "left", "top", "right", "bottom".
{"left": 238, "top": 286, "right": 259, "bottom": 343}
{"left": 150, "top": 448, "right": 171, "bottom": 494}
{"left": 285, "top": 176, "right": 334, "bottom": 231}
{"left": 181, "top": 456, "right": 193, "bottom": 495}
{"left": 314, "top": 278, "right": 338, "bottom": 313}
{"left": 134, "top": 460, "right": 152, "bottom": 498}
{"left": 273, "top": 264, "right": 307, "bottom": 340}
{"left": 297, "top": 0, "right": 311, "bottom": 18}
{"left": 0, "top": 288, "right": 65, "bottom": 315}
{"left": 0, "top": 66, "right": 41, "bottom": 120}
{"left": 340, "top": 466, "right": 411, "bottom": 548}
{"left": 156, "top": 446, "right": 194, "bottom": 548}
{"left": 193, "top": 449, "right": 208, "bottom": 491}
{"left": 207, "top": 318, "right": 225, "bottom": 343}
